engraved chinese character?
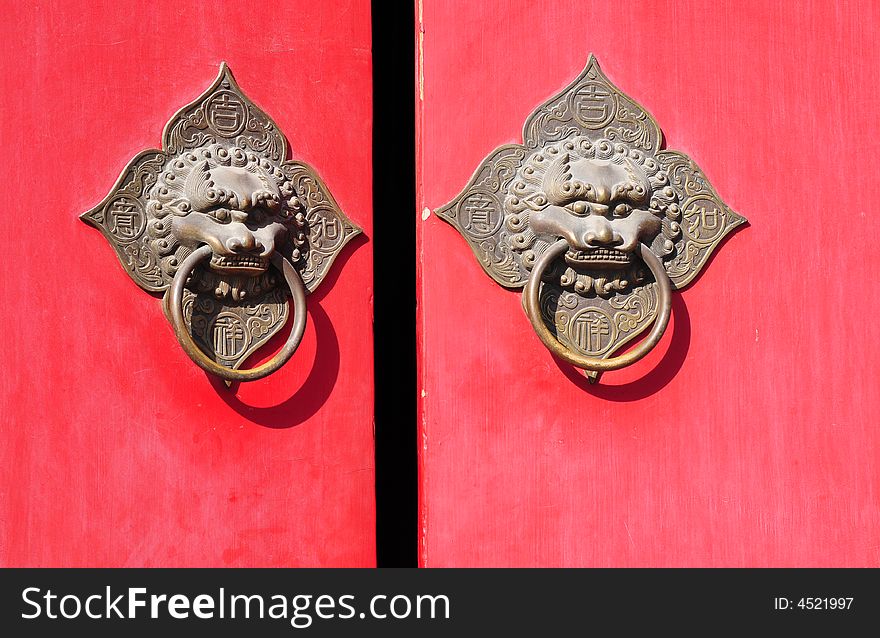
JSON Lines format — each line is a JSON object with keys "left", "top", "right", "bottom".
{"left": 213, "top": 315, "right": 245, "bottom": 358}
{"left": 312, "top": 216, "right": 340, "bottom": 247}
{"left": 685, "top": 201, "right": 721, "bottom": 239}
{"left": 573, "top": 311, "right": 611, "bottom": 353}
{"left": 208, "top": 92, "right": 245, "bottom": 135}
{"left": 109, "top": 198, "right": 141, "bottom": 239}
{"left": 463, "top": 193, "right": 496, "bottom": 234}
{"left": 574, "top": 82, "right": 613, "bottom": 127}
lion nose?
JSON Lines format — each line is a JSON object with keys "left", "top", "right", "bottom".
{"left": 226, "top": 233, "right": 262, "bottom": 253}
{"left": 583, "top": 218, "right": 620, "bottom": 247}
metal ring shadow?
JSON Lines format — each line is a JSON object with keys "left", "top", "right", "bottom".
{"left": 208, "top": 299, "right": 340, "bottom": 427}
{"left": 208, "top": 234, "right": 367, "bottom": 426}
{"left": 554, "top": 292, "right": 691, "bottom": 401}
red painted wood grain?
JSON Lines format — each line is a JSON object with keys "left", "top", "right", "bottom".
{"left": 417, "top": 0, "right": 880, "bottom": 566}
{"left": 0, "top": 0, "right": 374, "bottom": 566}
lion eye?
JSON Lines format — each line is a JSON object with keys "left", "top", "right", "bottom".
{"left": 207, "top": 208, "right": 231, "bottom": 222}
{"left": 612, "top": 204, "right": 632, "bottom": 218}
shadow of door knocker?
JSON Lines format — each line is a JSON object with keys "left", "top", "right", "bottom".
{"left": 436, "top": 55, "right": 747, "bottom": 383}
{"left": 81, "top": 63, "right": 361, "bottom": 383}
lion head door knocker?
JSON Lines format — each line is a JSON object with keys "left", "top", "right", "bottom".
{"left": 437, "top": 56, "right": 746, "bottom": 382}
{"left": 81, "top": 63, "right": 361, "bottom": 383}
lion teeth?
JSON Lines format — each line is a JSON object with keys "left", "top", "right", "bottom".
{"left": 565, "top": 248, "right": 631, "bottom": 263}
{"left": 210, "top": 254, "right": 269, "bottom": 269}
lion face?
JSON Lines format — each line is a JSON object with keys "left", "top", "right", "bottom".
{"left": 506, "top": 137, "right": 681, "bottom": 296}
{"left": 528, "top": 156, "right": 661, "bottom": 264}
{"left": 146, "top": 144, "right": 306, "bottom": 282}
{"left": 173, "top": 162, "right": 288, "bottom": 275}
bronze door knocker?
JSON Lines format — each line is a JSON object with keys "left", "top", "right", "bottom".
{"left": 437, "top": 56, "right": 746, "bottom": 382}
{"left": 82, "top": 63, "right": 360, "bottom": 382}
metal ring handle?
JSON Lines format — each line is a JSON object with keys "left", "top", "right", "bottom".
{"left": 168, "top": 245, "right": 307, "bottom": 381}
{"left": 522, "top": 239, "right": 672, "bottom": 372}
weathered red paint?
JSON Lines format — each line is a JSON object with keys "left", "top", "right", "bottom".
{"left": 0, "top": 0, "right": 374, "bottom": 566}
{"left": 417, "top": 0, "right": 880, "bottom": 566}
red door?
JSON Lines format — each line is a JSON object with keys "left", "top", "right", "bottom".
{"left": 0, "top": 0, "right": 374, "bottom": 566}
{"left": 417, "top": 0, "right": 880, "bottom": 566}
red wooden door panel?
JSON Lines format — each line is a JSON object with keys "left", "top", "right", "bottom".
{"left": 0, "top": 0, "right": 374, "bottom": 566}
{"left": 417, "top": 0, "right": 880, "bottom": 566}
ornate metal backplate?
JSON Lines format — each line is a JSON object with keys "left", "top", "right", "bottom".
{"left": 82, "top": 63, "right": 361, "bottom": 380}
{"left": 437, "top": 56, "right": 746, "bottom": 381}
